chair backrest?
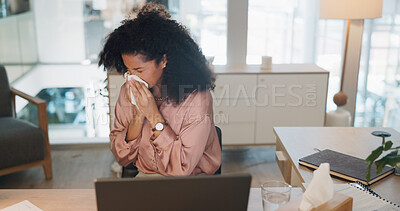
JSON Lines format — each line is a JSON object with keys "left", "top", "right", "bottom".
{"left": 0, "top": 65, "right": 13, "bottom": 118}
{"left": 214, "top": 126, "right": 222, "bottom": 175}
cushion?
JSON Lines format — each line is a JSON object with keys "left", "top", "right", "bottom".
{"left": 0, "top": 117, "right": 45, "bottom": 169}
{"left": 0, "top": 65, "right": 13, "bottom": 117}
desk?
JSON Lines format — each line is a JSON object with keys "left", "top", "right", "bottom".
{"left": 0, "top": 188, "right": 303, "bottom": 210}
{"left": 0, "top": 189, "right": 96, "bottom": 210}
{"left": 274, "top": 127, "right": 400, "bottom": 204}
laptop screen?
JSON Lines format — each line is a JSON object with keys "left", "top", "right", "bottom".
{"left": 95, "top": 174, "right": 252, "bottom": 211}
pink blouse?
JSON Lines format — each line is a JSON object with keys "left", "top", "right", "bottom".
{"left": 110, "top": 83, "right": 222, "bottom": 176}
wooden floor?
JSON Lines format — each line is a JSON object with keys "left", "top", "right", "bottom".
{"left": 0, "top": 144, "right": 283, "bottom": 189}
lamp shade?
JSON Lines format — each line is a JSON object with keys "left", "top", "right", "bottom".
{"left": 319, "top": 0, "right": 382, "bottom": 19}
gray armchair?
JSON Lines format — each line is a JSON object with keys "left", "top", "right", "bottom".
{"left": 0, "top": 65, "right": 52, "bottom": 179}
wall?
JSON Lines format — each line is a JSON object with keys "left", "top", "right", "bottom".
{"left": 32, "top": 0, "right": 85, "bottom": 63}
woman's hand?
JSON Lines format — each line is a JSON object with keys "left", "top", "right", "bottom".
{"left": 130, "top": 80, "right": 165, "bottom": 127}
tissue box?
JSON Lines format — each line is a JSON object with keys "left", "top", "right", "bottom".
{"left": 276, "top": 192, "right": 353, "bottom": 211}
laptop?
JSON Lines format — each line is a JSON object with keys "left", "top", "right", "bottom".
{"left": 94, "top": 174, "right": 252, "bottom": 211}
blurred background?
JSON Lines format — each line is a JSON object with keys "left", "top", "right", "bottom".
{"left": 1, "top": 0, "right": 400, "bottom": 144}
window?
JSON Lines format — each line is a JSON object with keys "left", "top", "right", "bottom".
{"left": 315, "top": 19, "right": 345, "bottom": 112}
{"left": 176, "top": 0, "right": 227, "bottom": 64}
{"left": 247, "top": 0, "right": 343, "bottom": 111}
{"left": 355, "top": 0, "right": 400, "bottom": 131}
{"left": 247, "top": 0, "right": 319, "bottom": 64}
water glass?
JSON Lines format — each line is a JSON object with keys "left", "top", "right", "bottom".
{"left": 261, "top": 180, "right": 291, "bottom": 211}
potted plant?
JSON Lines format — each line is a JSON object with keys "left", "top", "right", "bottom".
{"left": 365, "top": 131, "right": 400, "bottom": 182}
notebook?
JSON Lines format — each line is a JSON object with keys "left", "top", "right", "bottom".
{"left": 299, "top": 149, "right": 394, "bottom": 185}
{"left": 335, "top": 182, "right": 400, "bottom": 211}
{"left": 1, "top": 200, "right": 43, "bottom": 211}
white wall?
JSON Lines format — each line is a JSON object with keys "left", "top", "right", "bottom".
{"left": 0, "top": 11, "right": 37, "bottom": 64}
{"left": 0, "top": 14, "right": 21, "bottom": 63}
{"left": 227, "top": 0, "right": 248, "bottom": 66}
{"left": 32, "top": 0, "right": 86, "bottom": 63}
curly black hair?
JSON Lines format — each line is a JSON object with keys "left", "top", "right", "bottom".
{"left": 98, "top": 3, "right": 215, "bottom": 104}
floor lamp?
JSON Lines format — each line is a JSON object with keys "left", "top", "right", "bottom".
{"left": 321, "top": 0, "right": 383, "bottom": 126}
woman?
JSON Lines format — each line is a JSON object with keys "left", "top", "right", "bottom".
{"left": 98, "top": 3, "right": 222, "bottom": 176}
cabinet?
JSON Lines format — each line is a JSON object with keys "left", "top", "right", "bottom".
{"left": 212, "top": 64, "right": 328, "bottom": 145}
{"left": 254, "top": 74, "right": 328, "bottom": 144}
{"left": 107, "top": 64, "right": 329, "bottom": 145}
{"left": 212, "top": 75, "right": 257, "bottom": 144}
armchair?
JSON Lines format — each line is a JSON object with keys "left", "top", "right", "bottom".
{"left": 0, "top": 65, "right": 52, "bottom": 179}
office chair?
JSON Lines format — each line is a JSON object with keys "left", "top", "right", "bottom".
{"left": 214, "top": 125, "right": 222, "bottom": 175}
{"left": 122, "top": 126, "right": 222, "bottom": 177}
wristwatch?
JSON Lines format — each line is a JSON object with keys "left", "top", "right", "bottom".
{"left": 152, "top": 121, "right": 168, "bottom": 132}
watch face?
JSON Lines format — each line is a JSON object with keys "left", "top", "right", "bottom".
{"left": 155, "top": 123, "right": 164, "bottom": 131}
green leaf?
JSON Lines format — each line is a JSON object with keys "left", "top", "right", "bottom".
{"left": 366, "top": 163, "right": 372, "bottom": 182}
{"left": 387, "top": 149, "right": 398, "bottom": 156}
{"left": 375, "top": 159, "right": 386, "bottom": 173}
{"left": 374, "top": 150, "right": 400, "bottom": 174}
{"left": 365, "top": 146, "right": 383, "bottom": 162}
{"left": 384, "top": 141, "right": 393, "bottom": 151}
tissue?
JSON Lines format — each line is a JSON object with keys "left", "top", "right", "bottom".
{"left": 124, "top": 73, "right": 149, "bottom": 109}
{"left": 299, "top": 163, "right": 334, "bottom": 211}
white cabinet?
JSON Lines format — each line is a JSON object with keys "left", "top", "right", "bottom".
{"left": 212, "top": 75, "right": 257, "bottom": 144}
{"left": 216, "top": 123, "right": 255, "bottom": 145}
{"left": 254, "top": 74, "right": 328, "bottom": 144}
{"left": 213, "top": 99, "right": 256, "bottom": 123}
{"left": 213, "top": 74, "right": 257, "bottom": 100}
{"left": 211, "top": 64, "right": 328, "bottom": 145}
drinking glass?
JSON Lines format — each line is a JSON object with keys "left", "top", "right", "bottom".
{"left": 261, "top": 180, "right": 291, "bottom": 211}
